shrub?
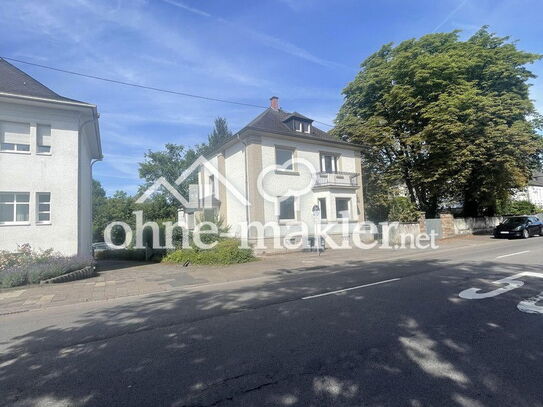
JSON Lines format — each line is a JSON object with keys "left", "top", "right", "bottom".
{"left": 387, "top": 197, "right": 420, "bottom": 223}
{"left": 0, "top": 245, "right": 94, "bottom": 288}
{"left": 162, "top": 238, "right": 255, "bottom": 265}
{"left": 496, "top": 199, "right": 539, "bottom": 216}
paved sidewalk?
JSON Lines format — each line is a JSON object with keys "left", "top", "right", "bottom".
{"left": 0, "top": 235, "right": 494, "bottom": 314}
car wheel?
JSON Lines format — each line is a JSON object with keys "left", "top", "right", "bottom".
{"left": 539, "top": 227, "right": 543, "bottom": 237}
{"left": 523, "top": 229, "right": 530, "bottom": 239}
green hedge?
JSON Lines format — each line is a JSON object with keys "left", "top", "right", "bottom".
{"left": 162, "top": 239, "right": 255, "bottom": 265}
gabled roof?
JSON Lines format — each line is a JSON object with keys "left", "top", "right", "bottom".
{"left": 244, "top": 107, "right": 347, "bottom": 144}
{"left": 0, "top": 58, "right": 90, "bottom": 105}
{"left": 529, "top": 172, "right": 543, "bottom": 187}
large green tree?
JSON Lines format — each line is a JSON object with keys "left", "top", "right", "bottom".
{"left": 334, "top": 27, "right": 543, "bottom": 217}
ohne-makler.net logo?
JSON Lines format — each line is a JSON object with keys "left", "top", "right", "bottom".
{"left": 103, "top": 155, "right": 439, "bottom": 251}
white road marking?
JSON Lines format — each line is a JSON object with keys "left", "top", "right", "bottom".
{"left": 517, "top": 292, "right": 543, "bottom": 314}
{"left": 302, "top": 278, "right": 401, "bottom": 300}
{"left": 460, "top": 272, "right": 543, "bottom": 315}
{"left": 496, "top": 250, "right": 530, "bottom": 259}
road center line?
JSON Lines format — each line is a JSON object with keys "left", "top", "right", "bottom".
{"left": 496, "top": 250, "right": 530, "bottom": 259}
{"left": 302, "top": 278, "right": 401, "bottom": 300}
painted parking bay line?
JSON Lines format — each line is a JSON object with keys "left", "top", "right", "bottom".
{"left": 496, "top": 250, "right": 530, "bottom": 259}
{"left": 302, "top": 278, "right": 401, "bottom": 300}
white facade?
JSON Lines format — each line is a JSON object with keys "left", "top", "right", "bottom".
{"left": 0, "top": 95, "right": 101, "bottom": 256}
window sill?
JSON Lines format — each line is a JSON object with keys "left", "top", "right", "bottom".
{"left": 36, "top": 153, "right": 52, "bottom": 156}
{"left": 0, "top": 150, "right": 31, "bottom": 155}
{"left": 275, "top": 169, "right": 300, "bottom": 176}
{"left": 36, "top": 222, "right": 52, "bottom": 226}
{"left": 0, "top": 222, "right": 31, "bottom": 226}
{"left": 279, "top": 220, "right": 300, "bottom": 226}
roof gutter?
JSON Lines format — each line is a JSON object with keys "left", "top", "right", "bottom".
{"left": 0, "top": 91, "right": 96, "bottom": 108}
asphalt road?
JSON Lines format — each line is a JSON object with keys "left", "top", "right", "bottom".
{"left": 1, "top": 237, "right": 543, "bottom": 407}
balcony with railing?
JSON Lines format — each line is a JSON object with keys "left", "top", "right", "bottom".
{"left": 314, "top": 171, "right": 359, "bottom": 189}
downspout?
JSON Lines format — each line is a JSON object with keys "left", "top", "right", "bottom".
{"left": 90, "top": 157, "right": 103, "bottom": 251}
{"left": 237, "top": 133, "right": 250, "bottom": 241}
{"left": 78, "top": 113, "right": 102, "bottom": 255}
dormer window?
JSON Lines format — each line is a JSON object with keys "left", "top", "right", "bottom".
{"left": 293, "top": 120, "right": 310, "bottom": 133}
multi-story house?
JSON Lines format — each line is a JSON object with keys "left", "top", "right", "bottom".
{"left": 190, "top": 97, "right": 364, "bottom": 251}
{"left": 0, "top": 58, "right": 102, "bottom": 256}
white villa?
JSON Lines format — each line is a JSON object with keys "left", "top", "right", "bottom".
{"left": 0, "top": 58, "right": 102, "bottom": 256}
{"left": 189, "top": 97, "right": 365, "bottom": 251}
{"left": 514, "top": 172, "right": 543, "bottom": 208}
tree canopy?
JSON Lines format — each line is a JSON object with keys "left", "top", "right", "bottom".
{"left": 334, "top": 27, "right": 543, "bottom": 218}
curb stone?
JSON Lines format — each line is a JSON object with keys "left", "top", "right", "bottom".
{"left": 40, "top": 266, "right": 97, "bottom": 285}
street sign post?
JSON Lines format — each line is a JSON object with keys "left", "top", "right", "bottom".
{"left": 312, "top": 204, "right": 321, "bottom": 255}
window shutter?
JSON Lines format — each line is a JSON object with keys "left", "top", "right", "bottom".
{"left": 37, "top": 125, "right": 52, "bottom": 147}
{"left": 1, "top": 121, "right": 30, "bottom": 145}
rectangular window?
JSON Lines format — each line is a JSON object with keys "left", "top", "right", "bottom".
{"left": 275, "top": 147, "right": 294, "bottom": 170}
{"left": 37, "top": 124, "right": 52, "bottom": 154}
{"left": 279, "top": 196, "right": 295, "bottom": 220}
{"left": 37, "top": 193, "right": 51, "bottom": 223}
{"left": 208, "top": 175, "right": 215, "bottom": 197}
{"left": 294, "top": 121, "right": 302, "bottom": 132}
{"left": 302, "top": 122, "right": 311, "bottom": 133}
{"left": 0, "top": 121, "right": 31, "bottom": 152}
{"left": 320, "top": 154, "right": 338, "bottom": 173}
{"left": 318, "top": 198, "right": 327, "bottom": 220}
{"left": 335, "top": 198, "right": 350, "bottom": 219}
{"left": 0, "top": 192, "right": 29, "bottom": 224}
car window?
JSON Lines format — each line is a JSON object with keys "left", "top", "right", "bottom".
{"left": 503, "top": 217, "right": 528, "bottom": 225}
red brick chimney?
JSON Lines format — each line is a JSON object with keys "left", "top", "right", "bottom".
{"left": 270, "top": 96, "right": 279, "bottom": 110}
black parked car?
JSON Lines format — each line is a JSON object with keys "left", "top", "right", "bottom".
{"left": 494, "top": 216, "right": 543, "bottom": 239}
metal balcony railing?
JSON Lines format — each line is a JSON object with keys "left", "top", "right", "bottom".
{"left": 314, "top": 171, "right": 359, "bottom": 188}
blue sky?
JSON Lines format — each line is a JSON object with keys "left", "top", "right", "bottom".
{"left": 1, "top": 0, "right": 542, "bottom": 195}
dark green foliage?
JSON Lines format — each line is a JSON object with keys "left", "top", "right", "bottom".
{"left": 201, "top": 117, "right": 233, "bottom": 156}
{"left": 335, "top": 27, "right": 543, "bottom": 218}
{"left": 496, "top": 199, "right": 540, "bottom": 216}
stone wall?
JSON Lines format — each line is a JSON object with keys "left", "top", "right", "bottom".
{"left": 440, "top": 214, "right": 456, "bottom": 238}
{"left": 453, "top": 216, "right": 503, "bottom": 235}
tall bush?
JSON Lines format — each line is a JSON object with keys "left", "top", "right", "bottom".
{"left": 387, "top": 197, "right": 420, "bottom": 223}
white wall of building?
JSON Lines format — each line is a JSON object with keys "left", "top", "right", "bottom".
{"left": 0, "top": 100, "right": 95, "bottom": 256}
{"left": 223, "top": 143, "right": 247, "bottom": 235}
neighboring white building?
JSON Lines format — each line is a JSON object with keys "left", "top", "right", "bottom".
{"left": 189, "top": 97, "right": 365, "bottom": 251}
{"left": 514, "top": 172, "right": 543, "bottom": 208}
{"left": 0, "top": 58, "right": 102, "bottom": 256}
